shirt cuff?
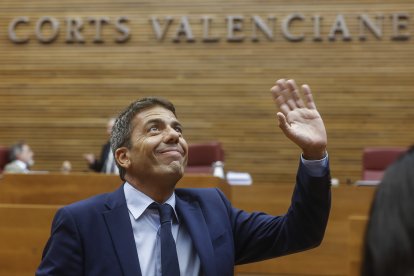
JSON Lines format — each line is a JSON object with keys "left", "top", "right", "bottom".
{"left": 300, "top": 152, "right": 329, "bottom": 177}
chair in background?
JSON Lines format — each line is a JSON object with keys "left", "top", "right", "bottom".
{"left": 185, "top": 141, "right": 224, "bottom": 174}
{"left": 362, "top": 147, "right": 407, "bottom": 180}
{"left": 0, "top": 146, "right": 10, "bottom": 173}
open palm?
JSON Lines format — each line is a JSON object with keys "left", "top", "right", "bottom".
{"left": 271, "top": 79, "right": 327, "bottom": 160}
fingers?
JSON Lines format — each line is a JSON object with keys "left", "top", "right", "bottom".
{"left": 276, "top": 112, "right": 290, "bottom": 135}
{"left": 270, "top": 79, "right": 316, "bottom": 115}
{"left": 301, "top": 84, "right": 317, "bottom": 110}
{"left": 271, "top": 79, "right": 290, "bottom": 115}
{"left": 286, "top": 80, "right": 305, "bottom": 108}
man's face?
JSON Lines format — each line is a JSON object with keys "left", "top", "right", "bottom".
{"left": 18, "top": 144, "right": 34, "bottom": 166}
{"left": 123, "top": 105, "right": 188, "bottom": 180}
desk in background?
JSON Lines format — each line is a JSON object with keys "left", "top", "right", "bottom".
{"left": 0, "top": 172, "right": 230, "bottom": 204}
{"left": 231, "top": 184, "right": 376, "bottom": 276}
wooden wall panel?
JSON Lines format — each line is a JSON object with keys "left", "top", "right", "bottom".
{"left": 0, "top": 0, "right": 413, "bottom": 185}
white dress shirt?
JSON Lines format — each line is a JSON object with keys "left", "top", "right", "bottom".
{"left": 104, "top": 150, "right": 119, "bottom": 174}
{"left": 301, "top": 153, "right": 329, "bottom": 177}
{"left": 14, "top": 160, "right": 29, "bottom": 172}
{"left": 124, "top": 183, "right": 201, "bottom": 276}
{"left": 4, "top": 160, "right": 30, "bottom": 173}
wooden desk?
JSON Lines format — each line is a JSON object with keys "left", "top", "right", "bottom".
{"left": 349, "top": 215, "right": 368, "bottom": 276}
{"left": 232, "top": 184, "right": 376, "bottom": 276}
{"left": 0, "top": 203, "right": 60, "bottom": 276}
{"left": 0, "top": 172, "right": 230, "bottom": 204}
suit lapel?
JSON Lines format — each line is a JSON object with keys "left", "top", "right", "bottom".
{"left": 176, "top": 196, "right": 217, "bottom": 276}
{"left": 103, "top": 185, "right": 142, "bottom": 276}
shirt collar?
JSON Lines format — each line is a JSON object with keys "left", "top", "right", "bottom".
{"left": 123, "top": 182, "right": 179, "bottom": 223}
{"left": 15, "top": 160, "right": 29, "bottom": 171}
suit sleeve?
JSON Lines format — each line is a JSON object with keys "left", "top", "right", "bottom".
{"left": 89, "top": 143, "right": 110, "bottom": 172}
{"left": 36, "top": 208, "right": 84, "bottom": 276}
{"left": 228, "top": 161, "right": 331, "bottom": 265}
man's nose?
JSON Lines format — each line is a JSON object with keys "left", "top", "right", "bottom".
{"left": 163, "top": 126, "right": 181, "bottom": 143}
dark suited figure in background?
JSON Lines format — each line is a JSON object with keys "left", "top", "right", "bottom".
{"left": 361, "top": 146, "right": 414, "bottom": 276}
{"left": 83, "top": 117, "right": 119, "bottom": 174}
{"left": 4, "top": 142, "right": 34, "bottom": 173}
{"left": 37, "top": 79, "right": 331, "bottom": 276}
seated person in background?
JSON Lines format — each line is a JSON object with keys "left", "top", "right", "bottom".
{"left": 361, "top": 145, "right": 414, "bottom": 276}
{"left": 4, "top": 141, "right": 34, "bottom": 173}
{"left": 60, "top": 160, "right": 72, "bottom": 173}
{"left": 83, "top": 117, "right": 119, "bottom": 174}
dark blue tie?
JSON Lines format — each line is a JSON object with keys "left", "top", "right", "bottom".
{"left": 152, "top": 203, "right": 180, "bottom": 276}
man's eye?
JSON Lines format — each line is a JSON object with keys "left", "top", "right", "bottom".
{"left": 149, "top": 127, "right": 159, "bottom": 132}
{"left": 175, "top": 127, "right": 183, "bottom": 133}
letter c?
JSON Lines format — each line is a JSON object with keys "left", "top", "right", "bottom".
{"left": 8, "top": 16, "right": 30, "bottom": 43}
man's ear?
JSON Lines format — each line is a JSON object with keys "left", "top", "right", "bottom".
{"left": 115, "top": 147, "right": 130, "bottom": 169}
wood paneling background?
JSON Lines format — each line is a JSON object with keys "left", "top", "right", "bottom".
{"left": 0, "top": 0, "right": 413, "bottom": 185}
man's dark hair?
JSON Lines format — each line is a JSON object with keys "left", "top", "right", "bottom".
{"left": 361, "top": 146, "right": 414, "bottom": 276}
{"left": 110, "top": 97, "right": 177, "bottom": 181}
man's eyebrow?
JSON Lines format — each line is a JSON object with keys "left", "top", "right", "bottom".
{"left": 172, "top": 121, "right": 183, "bottom": 128}
{"left": 144, "top": 118, "right": 183, "bottom": 128}
{"left": 144, "top": 118, "right": 163, "bottom": 126}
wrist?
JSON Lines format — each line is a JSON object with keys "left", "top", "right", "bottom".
{"left": 303, "top": 148, "right": 327, "bottom": 160}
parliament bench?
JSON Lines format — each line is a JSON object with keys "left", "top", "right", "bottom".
{"left": 348, "top": 215, "right": 369, "bottom": 276}
{"left": 0, "top": 203, "right": 60, "bottom": 276}
{"left": 0, "top": 172, "right": 230, "bottom": 204}
{"left": 233, "top": 185, "right": 375, "bottom": 276}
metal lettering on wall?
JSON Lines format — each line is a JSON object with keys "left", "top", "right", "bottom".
{"left": 7, "top": 13, "right": 411, "bottom": 44}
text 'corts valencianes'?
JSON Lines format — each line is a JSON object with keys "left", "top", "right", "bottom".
{"left": 7, "top": 13, "right": 411, "bottom": 44}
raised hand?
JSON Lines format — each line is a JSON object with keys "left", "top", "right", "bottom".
{"left": 270, "top": 79, "right": 327, "bottom": 160}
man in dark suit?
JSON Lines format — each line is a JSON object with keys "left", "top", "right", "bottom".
{"left": 37, "top": 79, "right": 331, "bottom": 276}
{"left": 83, "top": 117, "right": 119, "bottom": 174}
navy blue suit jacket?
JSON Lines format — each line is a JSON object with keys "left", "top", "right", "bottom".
{"left": 37, "top": 162, "right": 331, "bottom": 276}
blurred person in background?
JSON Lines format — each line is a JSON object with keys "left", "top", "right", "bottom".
{"left": 83, "top": 117, "right": 119, "bottom": 174}
{"left": 361, "top": 145, "right": 414, "bottom": 276}
{"left": 4, "top": 141, "right": 34, "bottom": 173}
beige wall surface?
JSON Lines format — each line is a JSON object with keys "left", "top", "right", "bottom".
{"left": 0, "top": 0, "right": 413, "bottom": 185}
